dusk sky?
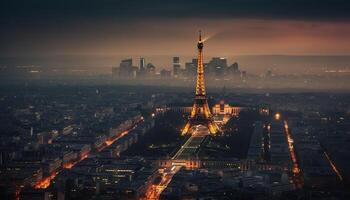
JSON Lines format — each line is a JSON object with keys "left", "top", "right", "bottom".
{"left": 1, "top": 0, "right": 350, "bottom": 57}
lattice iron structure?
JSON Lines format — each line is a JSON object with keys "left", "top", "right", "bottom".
{"left": 182, "top": 31, "right": 219, "bottom": 135}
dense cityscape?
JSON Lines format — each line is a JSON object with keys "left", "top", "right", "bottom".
{"left": 1, "top": 0, "right": 350, "bottom": 200}
{"left": 1, "top": 33, "right": 349, "bottom": 200}
{"left": 1, "top": 83, "right": 349, "bottom": 199}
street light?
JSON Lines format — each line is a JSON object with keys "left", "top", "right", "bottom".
{"left": 275, "top": 113, "right": 281, "bottom": 120}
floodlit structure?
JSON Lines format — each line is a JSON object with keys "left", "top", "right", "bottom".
{"left": 182, "top": 31, "right": 219, "bottom": 135}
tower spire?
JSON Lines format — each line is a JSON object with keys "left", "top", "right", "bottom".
{"left": 199, "top": 30, "right": 202, "bottom": 41}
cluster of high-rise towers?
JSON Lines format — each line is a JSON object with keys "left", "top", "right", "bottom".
{"left": 112, "top": 38, "right": 243, "bottom": 80}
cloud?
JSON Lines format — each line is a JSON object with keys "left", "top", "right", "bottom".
{"left": 1, "top": 1, "right": 350, "bottom": 56}
{"left": 1, "top": 0, "right": 350, "bottom": 23}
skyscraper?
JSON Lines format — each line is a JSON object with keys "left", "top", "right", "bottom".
{"left": 137, "top": 58, "right": 146, "bottom": 78}
{"left": 207, "top": 57, "right": 227, "bottom": 77}
{"left": 227, "top": 62, "right": 240, "bottom": 77}
{"left": 173, "top": 57, "right": 181, "bottom": 77}
{"left": 140, "top": 58, "right": 145, "bottom": 71}
{"left": 119, "top": 59, "right": 135, "bottom": 78}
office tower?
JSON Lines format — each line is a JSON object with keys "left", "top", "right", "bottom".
{"left": 207, "top": 57, "right": 227, "bottom": 77}
{"left": 140, "top": 58, "right": 145, "bottom": 71}
{"left": 119, "top": 59, "right": 134, "bottom": 78}
{"left": 173, "top": 57, "right": 181, "bottom": 77}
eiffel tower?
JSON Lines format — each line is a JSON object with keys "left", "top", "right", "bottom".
{"left": 182, "top": 31, "right": 219, "bottom": 135}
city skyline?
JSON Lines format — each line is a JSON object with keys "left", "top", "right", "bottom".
{"left": 1, "top": 2, "right": 350, "bottom": 199}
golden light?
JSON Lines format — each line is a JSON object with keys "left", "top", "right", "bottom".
{"left": 274, "top": 113, "right": 281, "bottom": 120}
{"left": 35, "top": 171, "right": 58, "bottom": 189}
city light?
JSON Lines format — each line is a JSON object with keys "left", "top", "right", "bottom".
{"left": 324, "top": 151, "right": 343, "bottom": 181}
{"left": 35, "top": 171, "right": 58, "bottom": 189}
{"left": 274, "top": 113, "right": 281, "bottom": 120}
{"left": 284, "top": 120, "right": 303, "bottom": 188}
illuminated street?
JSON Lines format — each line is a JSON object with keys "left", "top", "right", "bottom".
{"left": 324, "top": 151, "right": 343, "bottom": 181}
{"left": 33, "top": 120, "right": 142, "bottom": 189}
{"left": 284, "top": 120, "right": 303, "bottom": 188}
{"left": 142, "top": 125, "right": 210, "bottom": 199}
{"left": 142, "top": 165, "right": 182, "bottom": 200}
